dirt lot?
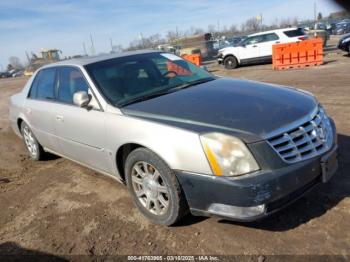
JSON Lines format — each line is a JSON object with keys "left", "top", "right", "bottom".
{"left": 0, "top": 45, "right": 349, "bottom": 258}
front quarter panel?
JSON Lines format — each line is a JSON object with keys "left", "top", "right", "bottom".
{"left": 105, "top": 113, "right": 213, "bottom": 176}
{"left": 222, "top": 47, "right": 240, "bottom": 61}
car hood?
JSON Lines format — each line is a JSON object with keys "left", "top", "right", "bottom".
{"left": 121, "top": 78, "right": 318, "bottom": 143}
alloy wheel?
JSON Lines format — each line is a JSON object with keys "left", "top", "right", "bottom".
{"left": 23, "top": 126, "right": 38, "bottom": 158}
{"left": 131, "top": 161, "right": 169, "bottom": 216}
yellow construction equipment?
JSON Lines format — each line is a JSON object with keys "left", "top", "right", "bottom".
{"left": 24, "top": 49, "right": 61, "bottom": 76}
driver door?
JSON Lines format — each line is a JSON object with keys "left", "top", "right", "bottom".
{"left": 238, "top": 35, "right": 263, "bottom": 61}
{"left": 54, "top": 66, "right": 114, "bottom": 173}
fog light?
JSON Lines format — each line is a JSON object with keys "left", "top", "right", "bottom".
{"left": 208, "top": 203, "right": 266, "bottom": 219}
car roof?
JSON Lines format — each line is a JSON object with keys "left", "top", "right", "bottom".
{"left": 249, "top": 27, "right": 299, "bottom": 37}
{"left": 42, "top": 49, "right": 160, "bottom": 68}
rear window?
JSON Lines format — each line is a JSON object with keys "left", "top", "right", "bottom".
{"left": 263, "top": 33, "right": 279, "bottom": 42}
{"left": 29, "top": 68, "right": 56, "bottom": 100}
{"left": 283, "top": 28, "right": 306, "bottom": 37}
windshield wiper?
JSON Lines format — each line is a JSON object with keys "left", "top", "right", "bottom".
{"left": 118, "top": 89, "right": 176, "bottom": 107}
{"left": 170, "top": 77, "right": 215, "bottom": 91}
{"left": 118, "top": 77, "right": 215, "bottom": 107}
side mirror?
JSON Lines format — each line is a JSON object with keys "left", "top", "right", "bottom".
{"left": 73, "top": 91, "right": 91, "bottom": 108}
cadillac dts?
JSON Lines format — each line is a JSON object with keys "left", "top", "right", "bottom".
{"left": 9, "top": 51, "right": 338, "bottom": 225}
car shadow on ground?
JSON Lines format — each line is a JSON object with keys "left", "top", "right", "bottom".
{"left": 0, "top": 242, "right": 68, "bottom": 261}
{"left": 216, "top": 133, "right": 350, "bottom": 231}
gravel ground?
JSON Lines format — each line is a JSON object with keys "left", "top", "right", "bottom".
{"left": 0, "top": 42, "right": 349, "bottom": 259}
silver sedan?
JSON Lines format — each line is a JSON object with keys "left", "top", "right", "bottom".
{"left": 9, "top": 50, "right": 338, "bottom": 225}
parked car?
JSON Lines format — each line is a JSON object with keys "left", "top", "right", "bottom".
{"left": 338, "top": 33, "right": 350, "bottom": 55}
{"left": 12, "top": 70, "right": 24, "bottom": 77}
{"left": 9, "top": 51, "right": 338, "bottom": 225}
{"left": 326, "top": 22, "right": 338, "bottom": 35}
{"left": 0, "top": 71, "right": 11, "bottom": 78}
{"left": 217, "top": 27, "right": 308, "bottom": 69}
{"left": 314, "top": 22, "right": 327, "bottom": 30}
{"left": 334, "top": 22, "right": 350, "bottom": 35}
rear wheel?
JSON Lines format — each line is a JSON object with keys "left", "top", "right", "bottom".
{"left": 21, "top": 122, "right": 45, "bottom": 160}
{"left": 125, "top": 148, "right": 188, "bottom": 226}
{"left": 224, "top": 56, "right": 238, "bottom": 69}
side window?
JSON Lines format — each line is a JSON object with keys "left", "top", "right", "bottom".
{"left": 28, "top": 72, "right": 41, "bottom": 98}
{"left": 245, "top": 35, "right": 264, "bottom": 45}
{"left": 263, "top": 33, "right": 279, "bottom": 42}
{"left": 29, "top": 68, "right": 56, "bottom": 100}
{"left": 57, "top": 67, "right": 89, "bottom": 104}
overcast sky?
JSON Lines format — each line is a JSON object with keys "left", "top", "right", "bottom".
{"left": 0, "top": 0, "right": 343, "bottom": 70}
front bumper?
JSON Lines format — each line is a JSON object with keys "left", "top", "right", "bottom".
{"left": 175, "top": 144, "right": 338, "bottom": 222}
{"left": 217, "top": 57, "right": 223, "bottom": 64}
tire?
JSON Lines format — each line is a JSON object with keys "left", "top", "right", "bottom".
{"left": 224, "top": 56, "right": 238, "bottom": 69}
{"left": 21, "top": 122, "right": 45, "bottom": 161}
{"left": 125, "top": 148, "right": 188, "bottom": 226}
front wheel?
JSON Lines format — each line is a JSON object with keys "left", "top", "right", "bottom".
{"left": 224, "top": 56, "right": 238, "bottom": 69}
{"left": 125, "top": 148, "right": 188, "bottom": 226}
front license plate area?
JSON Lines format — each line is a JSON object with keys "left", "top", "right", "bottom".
{"left": 321, "top": 146, "right": 338, "bottom": 183}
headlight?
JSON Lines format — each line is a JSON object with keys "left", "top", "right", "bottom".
{"left": 200, "top": 133, "right": 259, "bottom": 177}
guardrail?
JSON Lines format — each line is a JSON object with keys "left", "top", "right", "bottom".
{"left": 272, "top": 38, "right": 323, "bottom": 70}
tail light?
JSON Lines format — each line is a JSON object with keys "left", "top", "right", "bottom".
{"left": 298, "top": 36, "right": 308, "bottom": 41}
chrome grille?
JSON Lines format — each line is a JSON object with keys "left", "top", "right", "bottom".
{"left": 267, "top": 107, "right": 333, "bottom": 163}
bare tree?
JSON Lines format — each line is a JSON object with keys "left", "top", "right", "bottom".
{"left": 244, "top": 17, "right": 260, "bottom": 33}
{"left": 228, "top": 25, "right": 239, "bottom": 35}
{"left": 166, "top": 30, "right": 179, "bottom": 42}
{"left": 126, "top": 33, "right": 166, "bottom": 51}
{"left": 207, "top": 24, "right": 216, "bottom": 33}
{"left": 317, "top": 12, "right": 323, "bottom": 21}
{"left": 187, "top": 26, "right": 204, "bottom": 36}
{"left": 9, "top": 56, "right": 22, "bottom": 70}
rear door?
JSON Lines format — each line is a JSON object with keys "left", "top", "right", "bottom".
{"left": 258, "top": 33, "right": 280, "bottom": 58}
{"left": 25, "top": 67, "right": 61, "bottom": 152}
{"left": 53, "top": 66, "right": 113, "bottom": 173}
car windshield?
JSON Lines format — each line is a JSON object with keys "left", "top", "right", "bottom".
{"left": 85, "top": 52, "right": 214, "bottom": 107}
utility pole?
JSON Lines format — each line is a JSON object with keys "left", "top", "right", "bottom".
{"left": 139, "top": 33, "right": 145, "bottom": 48}
{"left": 110, "top": 38, "right": 114, "bottom": 52}
{"left": 314, "top": 2, "right": 317, "bottom": 21}
{"left": 90, "top": 34, "right": 95, "bottom": 55}
{"left": 82, "top": 42, "right": 87, "bottom": 56}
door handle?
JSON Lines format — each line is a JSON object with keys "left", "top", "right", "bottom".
{"left": 252, "top": 45, "right": 258, "bottom": 47}
{"left": 56, "top": 115, "right": 64, "bottom": 121}
{"left": 275, "top": 41, "right": 280, "bottom": 43}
